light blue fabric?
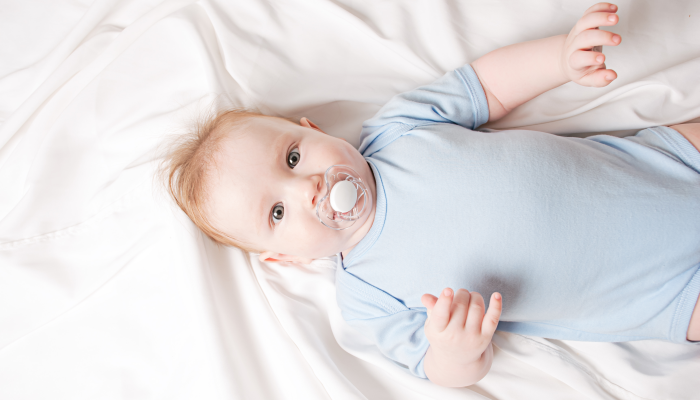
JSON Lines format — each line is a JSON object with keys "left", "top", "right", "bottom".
{"left": 335, "top": 64, "right": 700, "bottom": 379}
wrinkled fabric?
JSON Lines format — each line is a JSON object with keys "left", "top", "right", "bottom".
{"left": 1, "top": 0, "right": 700, "bottom": 399}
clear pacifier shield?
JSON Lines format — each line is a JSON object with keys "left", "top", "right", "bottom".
{"left": 316, "top": 165, "right": 370, "bottom": 230}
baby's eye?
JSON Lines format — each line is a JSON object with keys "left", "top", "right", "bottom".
{"left": 287, "top": 147, "right": 300, "bottom": 168}
{"left": 271, "top": 203, "right": 284, "bottom": 224}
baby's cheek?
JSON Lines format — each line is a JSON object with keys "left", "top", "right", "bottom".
{"left": 321, "top": 139, "right": 358, "bottom": 163}
{"left": 303, "top": 222, "right": 346, "bottom": 257}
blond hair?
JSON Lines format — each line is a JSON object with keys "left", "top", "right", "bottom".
{"left": 162, "top": 108, "right": 292, "bottom": 253}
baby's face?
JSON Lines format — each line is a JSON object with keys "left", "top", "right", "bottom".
{"left": 208, "top": 117, "right": 376, "bottom": 261}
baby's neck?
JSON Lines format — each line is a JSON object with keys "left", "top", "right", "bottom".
{"left": 341, "top": 215, "right": 373, "bottom": 259}
{"left": 340, "top": 161, "right": 378, "bottom": 260}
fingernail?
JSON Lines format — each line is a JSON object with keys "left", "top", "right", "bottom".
{"left": 494, "top": 293, "right": 501, "bottom": 300}
{"left": 608, "top": 15, "right": 616, "bottom": 22}
{"left": 610, "top": 4, "right": 617, "bottom": 11}
{"left": 596, "top": 55, "right": 604, "bottom": 63}
{"left": 605, "top": 74, "right": 615, "bottom": 81}
{"left": 444, "top": 288, "right": 452, "bottom": 296}
{"left": 613, "top": 35, "right": 620, "bottom": 43}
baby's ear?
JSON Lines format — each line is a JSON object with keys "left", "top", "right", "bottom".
{"left": 259, "top": 251, "right": 282, "bottom": 263}
{"left": 259, "top": 251, "right": 314, "bottom": 265}
{"left": 299, "top": 117, "right": 326, "bottom": 134}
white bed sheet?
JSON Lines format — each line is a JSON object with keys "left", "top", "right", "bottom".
{"left": 1, "top": 0, "right": 699, "bottom": 399}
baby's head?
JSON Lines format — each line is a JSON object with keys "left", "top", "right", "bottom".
{"left": 163, "top": 109, "right": 376, "bottom": 264}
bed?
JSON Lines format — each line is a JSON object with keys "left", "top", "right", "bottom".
{"left": 1, "top": 0, "right": 699, "bottom": 398}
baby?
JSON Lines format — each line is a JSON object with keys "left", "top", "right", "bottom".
{"left": 164, "top": 3, "right": 700, "bottom": 387}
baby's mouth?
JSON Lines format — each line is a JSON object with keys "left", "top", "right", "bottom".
{"left": 316, "top": 165, "right": 370, "bottom": 231}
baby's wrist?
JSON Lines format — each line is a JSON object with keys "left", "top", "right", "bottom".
{"left": 425, "top": 344, "right": 493, "bottom": 387}
{"left": 429, "top": 341, "right": 491, "bottom": 370}
{"left": 555, "top": 34, "right": 572, "bottom": 83}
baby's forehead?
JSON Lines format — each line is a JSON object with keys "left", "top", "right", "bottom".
{"left": 220, "top": 115, "right": 295, "bottom": 146}
{"left": 213, "top": 117, "right": 293, "bottom": 178}
{"left": 216, "top": 124, "right": 275, "bottom": 164}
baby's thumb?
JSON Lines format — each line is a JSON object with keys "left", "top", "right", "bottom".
{"left": 421, "top": 293, "right": 438, "bottom": 314}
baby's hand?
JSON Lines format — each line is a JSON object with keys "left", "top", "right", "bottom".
{"left": 421, "top": 288, "right": 502, "bottom": 367}
{"left": 561, "top": 2, "right": 621, "bottom": 87}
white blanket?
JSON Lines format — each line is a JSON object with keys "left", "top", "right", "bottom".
{"left": 1, "top": 0, "right": 699, "bottom": 398}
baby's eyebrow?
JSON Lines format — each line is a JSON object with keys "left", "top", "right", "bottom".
{"left": 256, "top": 200, "right": 265, "bottom": 236}
{"left": 273, "top": 131, "right": 290, "bottom": 167}
{"left": 257, "top": 176, "right": 271, "bottom": 235}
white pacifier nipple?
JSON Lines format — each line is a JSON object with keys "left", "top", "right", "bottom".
{"left": 330, "top": 180, "right": 358, "bottom": 213}
{"left": 316, "top": 165, "right": 371, "bottom": 230}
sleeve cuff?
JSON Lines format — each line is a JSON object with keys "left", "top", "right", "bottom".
{"left": 455, "top": 64, "right": 490, "bottom": 129}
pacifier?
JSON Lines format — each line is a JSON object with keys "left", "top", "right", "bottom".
{"left": 316, "top": 165, "right": 371, "bottom": 230}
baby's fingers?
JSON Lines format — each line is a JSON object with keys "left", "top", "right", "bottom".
{"left": 421, "top": 293, "right": 438, "bottom": 314}
{"left": 427, "top": 288, "right": 454, "bottom": 332}
{"left": 582, "top": 3, "right": 617, "bottom": 18}
{"left": 465, "top": 292, "right": 486, "bottom": 334}
{"left": 573, "top": 29, "right": 621, "bottom": 52}
{"left": 578, "top": 68, "right": 617, "bottom": 87}
{"left": 572, "top": 10, "right": 619, "bottom": 37}
{"left": 569, "top": 50, "right": 605, "bottom": 71}
{"left": 447, "top": 289, "right": 471, "bottom": 330}
{"left": 481, "top": 293, "right": 502, "bottom": 335}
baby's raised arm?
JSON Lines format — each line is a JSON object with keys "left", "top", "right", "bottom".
{"left": 471, "top": 2, "right": 621, "bottom": 122}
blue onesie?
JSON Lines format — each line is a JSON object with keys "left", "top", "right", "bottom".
{"left": 335, "top": 64, "right": 700, "bottom": 379}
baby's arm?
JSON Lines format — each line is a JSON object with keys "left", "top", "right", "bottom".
{"left": 472, "top": 2, "right": 621, "bottom": 122}
{"left": 421, "top": 288, "right": 502, "bottom": 387}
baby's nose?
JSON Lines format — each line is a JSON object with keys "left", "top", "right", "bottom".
{"left": 301, "top": 174, "right": 323, "bottom": 208}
